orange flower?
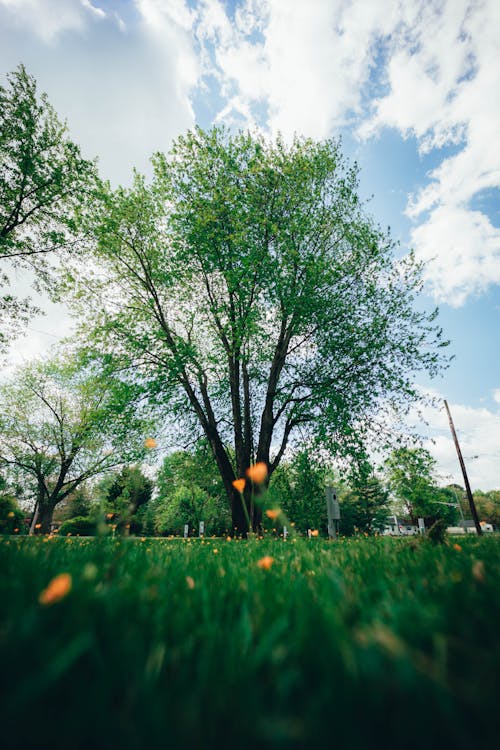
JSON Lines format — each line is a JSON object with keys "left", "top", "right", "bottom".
{"left": 246, "top": 462, "right": 268, "bottom": 484}
{"left": 144, "top": 437, "right": 157, "bottom": 449}
{"left": 257, "top": 555, "right": 274, "bottom": 570}
{"left": 453, "top": 543, "right": 462, "bottom": 552}
{"left": 265, "top": 509, "right": 280, "bottom": 520}
{"left": 232, "top": 478, "right": 246, "bottom": 493}
{"left": 311, "top": 529, "right": 319, "bottom": 537}
{"left": 39, "top": 573, "right": 72, "bottom": 605}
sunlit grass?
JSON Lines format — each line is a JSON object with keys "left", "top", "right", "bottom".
{"left": 0, "top": 534, "right": 498, "bottom": 749}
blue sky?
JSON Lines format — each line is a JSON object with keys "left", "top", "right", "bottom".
{"left": 1, "top": 0, "right": 499, "bottom": 488}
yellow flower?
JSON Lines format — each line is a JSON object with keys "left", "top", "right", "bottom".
{"left": 213, "top": 548, "right": 219, "bottom": 554}
{"left": 39, "top": 573, "right": 72, "bottom": 605}
{"left": 246, "top": 462, "right": 268, "bottom": 484}
{"left": 257, "top": 555, "right": 274, "bottom": 570}
{"left": 186, "top": 576, "right": 195, "bottom": 589}
{"left": 453, "top": 543, "right": 462, "bottom": 552}
{"left": 265, "top": 509, "right": 280, "bottom": 520}
{"left": 232, "top": 478, "right": 246, "bottom": 493}
{"left": 144, "top": 437, "right": 157, "bottom": 449}
{"left": 7, "top": 511, "right": 14, "bottom": 518}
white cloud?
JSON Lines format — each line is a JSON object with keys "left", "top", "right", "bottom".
{"left": 359, "top": 0, "right": 500, "bottom": 306}
{"left": 0, "top": 0, "right": 198, "bottom": 185}
{"left": 410, "top": 205, "right": 500, "bottom": 306}
{"left": 0, "top": 0, "right": 105, "bottom": 42}
{"left": 195, "top": 0, "right": 402, "bottom": 138}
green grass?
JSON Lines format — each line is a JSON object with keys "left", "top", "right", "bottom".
{"left": 1, "top": 534, "right": 499, "bottom": 749}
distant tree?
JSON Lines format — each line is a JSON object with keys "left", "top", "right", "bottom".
{"left": 384, "top": 447, "right": 458, "bottom": 525}
{"left": 268, "top": 450, "right": 328, "bottom": 533}
{"left": 473, "top": 490, "right": 500, "bottom": 527}
{"left": 0, "top": 64, "right": 96, "bottom": 354}
{"left": 0, "top": 356, "right": 148, "bottom": 533}
{"left": 339, "top": 459, "right": 390, "bottom": 535}
{"left": 102, "top": 465, "right": 153, "bottom": 534}
{"left": 68, "top": 126, "right": 449, "bottom": 533}
{"left": 154, "top": 442, "right": 230, "bottom": 535}
{"left": 53, "top": 485, "right": 92, "bottom": 523}
{"left": 0, "top": 473, "right": 26, "bottom": 534}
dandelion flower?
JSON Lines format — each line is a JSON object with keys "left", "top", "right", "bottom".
{"left": 257, "top": 555, "right": 274, "bottom": 570}
{"left": 39, "top": 573, "right": 72, "bottom": 605}
{"left": 246, "top": 462, "right": 268, "bottom": 484}
{"left": 232, "top": 478, "right": 246, "bottom": 493}
{"left": 144, "top": 438, "right": 157, "bottom": 449}
{"left": 266, "top": 509, "right": 280, "bottom": 520}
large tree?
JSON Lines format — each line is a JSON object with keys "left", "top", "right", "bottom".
{"left": 0, "top": 356, "right": 148, "bottom": 533}
{"left": 67, "top": 127, "right": 449, "bottom": 533}
{"left": 0, "top": 65, "right": 96, "bottom": 354}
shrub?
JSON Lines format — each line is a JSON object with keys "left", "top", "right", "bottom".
{"left": 0, "top": 495, "right": 26, "bottom": 534}
{"left": 58, "top": 516, "right": 96, "bottom": 536}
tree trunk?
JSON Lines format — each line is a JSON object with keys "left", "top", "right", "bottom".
{"left": 230, "top": 484, "right": 264, "bottom": 536}
{"left": 37, "top": 503, "right": 54, "bottom": 534}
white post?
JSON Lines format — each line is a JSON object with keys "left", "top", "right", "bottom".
{"left": 326, "top": 485, "right": 340, "bottom": 538}
{"left": 184, "top": 524, "right": 189, "bottom": 538}
{"left": 199, "top": 521, "right": 205, "bottom": 537}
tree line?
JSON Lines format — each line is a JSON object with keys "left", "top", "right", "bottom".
{"left": 2, "top": 437, "right": 498, "bottom": 537}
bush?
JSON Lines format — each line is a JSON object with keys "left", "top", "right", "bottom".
{"left": 58, "top": 516, "right": 96, "bottom": 536}
{"left": 0, "top": 495, "right": 26, "bottom": 534}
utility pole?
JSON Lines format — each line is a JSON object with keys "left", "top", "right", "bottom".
{"left": 443, "top": 400, "right": 482, "bottom": 535}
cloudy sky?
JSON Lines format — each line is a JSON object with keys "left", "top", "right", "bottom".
{"left": 1, "top": 0, "right": 499, "bottom": 489}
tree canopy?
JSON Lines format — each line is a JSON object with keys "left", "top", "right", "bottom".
{"left": 64, "top": 126, "right": 449, "bottom": 533}
{"left": 384, "top": 447, "right": 459, "bottom": 525}
{"left": 0, "top": 64, "right": 96, "bottom": 355}
{"left": 0, "top": 355, "right": 149, "bottom": 533}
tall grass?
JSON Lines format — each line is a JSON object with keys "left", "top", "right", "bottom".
{"left": 1, "top": 534, "right": 499, "bottom": 749}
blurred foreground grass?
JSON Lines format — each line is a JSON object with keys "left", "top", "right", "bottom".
{"left": 0, "top": 534, "right": 499, "bottom": 749}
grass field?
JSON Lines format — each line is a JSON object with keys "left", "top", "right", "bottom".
{"left": 1, "top": 534, "right": 499, "bottom": 749}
